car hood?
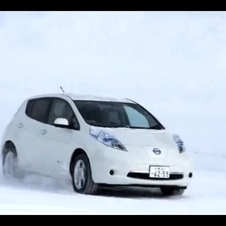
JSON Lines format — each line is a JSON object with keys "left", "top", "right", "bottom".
{"left": 90, "top": 127, "right": 176, "bottom": 148}
{"left": 90, "top": 127, "right": 180, "bottom": 158}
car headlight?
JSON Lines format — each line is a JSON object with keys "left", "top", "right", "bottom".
{"left": 172, "top": 134, "right": 185, "bottom": 153}
{"left": 89, "top": 128, "right": 127, "bottom": 151}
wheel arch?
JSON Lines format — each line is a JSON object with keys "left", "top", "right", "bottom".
{"left": 69, "top": 148, "right": 91, "bottom": 176}
{"left": 2, "top": 140, "right": 17, "bottom": 160}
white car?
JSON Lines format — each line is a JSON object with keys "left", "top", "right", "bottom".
{"left": 1, "top": 93, "right": 193, "bottom": 196}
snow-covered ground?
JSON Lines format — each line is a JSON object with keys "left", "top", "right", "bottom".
{"left": 0, "top": 153, "right": 226, "bottom": 214}
{"left": 0, "top": 169, "right": 226, "bottom": 214}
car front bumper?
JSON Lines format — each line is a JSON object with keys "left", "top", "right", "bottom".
{"left": 90, "top": 145, "right": 193, "bottom": 188}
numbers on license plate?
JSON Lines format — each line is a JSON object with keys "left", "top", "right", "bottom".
{"left": 149, "top": 166, "right": 170, "bottom": 178}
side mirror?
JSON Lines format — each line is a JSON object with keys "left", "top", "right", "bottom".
{"left": 53, "top": 118, "right": 69, "bottom": 128}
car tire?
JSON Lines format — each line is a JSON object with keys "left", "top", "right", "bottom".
{"left": 2, "top": 147, "right": 19, "bottom": 180}
{"left": 160, "top": 186, "right": 185, "bottom": 196}
{"left": 71, "top": 153, "right": 98, "bottom": 195}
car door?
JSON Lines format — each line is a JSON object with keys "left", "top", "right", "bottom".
{"left": 38, "top": 97, "right": 81, "bottom": 179}
{"left": 15, "top": 97, "right": 53, "bottom": 174}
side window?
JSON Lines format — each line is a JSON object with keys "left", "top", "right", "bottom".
{"left": 27, "top": 98, "right": 52, "bottom": 123}
{"left": 25, "top": 99, "right": 34, "bottom": 117}
{"left": 48, "top": 99, "right": 79, "bottom": 129}
{"left": 124, "top": 105, "right": 149, "bottom": 128}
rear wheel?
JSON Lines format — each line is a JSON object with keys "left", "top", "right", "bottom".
{"left": 2, "top": 148, "right": 19, "bottom": 180}
{"left": 160, "top": 186, "right": 185, "bottom": 196}
{"left": 71, "top": 153, "right": 98, "bottom": 195}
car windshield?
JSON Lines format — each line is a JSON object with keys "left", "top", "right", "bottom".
{"left": 74, "top": 100, "right": 164, "bottom": 130}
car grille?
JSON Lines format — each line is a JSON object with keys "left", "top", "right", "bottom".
{"left": 127, "top": 172, "right": 183, "bottom": 180}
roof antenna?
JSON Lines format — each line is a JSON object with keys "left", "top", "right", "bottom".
{"left": 60, "top": 86, "right": 65, "bottom": 93}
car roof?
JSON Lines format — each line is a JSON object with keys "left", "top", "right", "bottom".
{"left": 27, "top": 93, "right": 134, "bottom": 103}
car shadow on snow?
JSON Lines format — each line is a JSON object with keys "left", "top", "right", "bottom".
{"left": 0, "top": 172, "right": 189, "bottom": 200}
{"left": 96, "top": 187, "right": 189, "bottom": 200}
{"left": 95, "top": 187, "right": 183, "bottom": 199}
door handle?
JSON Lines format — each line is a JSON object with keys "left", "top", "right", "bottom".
{"left": 41, "top": 130, "right": 47, "bottom": 135}
{"left": 18, "top": 123, "right": 23, "bottom": 128}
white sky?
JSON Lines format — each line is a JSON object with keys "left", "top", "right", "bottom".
{"left": 1, "top": 11, "right": 226, "bottom": 140}
{"left": 2, "top": 12, "right": 226, "bottom": 203}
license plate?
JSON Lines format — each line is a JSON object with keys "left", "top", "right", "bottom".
{"left": 149, "top": 166, "right": 170, "bottom": 178}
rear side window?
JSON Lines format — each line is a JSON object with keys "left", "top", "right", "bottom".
{"left": 25, "top": 99, "right": 34, "bottom": 116}
{"left": 26, "top": 98, "right": 52, "bottom": 123}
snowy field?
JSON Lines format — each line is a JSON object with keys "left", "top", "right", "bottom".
{"left": 0, "top": 165, "right": 226, "bottom": 214}
{"left": 1, "top": 11, "right": 226, "bottom": 214}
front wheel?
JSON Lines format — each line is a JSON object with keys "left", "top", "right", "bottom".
{"left": 160, "top": 186, "right": 185, "bottom": 196}
{"left": 71, "top": 153, "right": 98, "bottom": 195}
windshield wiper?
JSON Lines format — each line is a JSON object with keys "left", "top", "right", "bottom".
{"left": 128, "top": 126, "right": 150, "bottom": 129}
{"left": 125, "top": 125, "right": 163, "bottom": 130}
